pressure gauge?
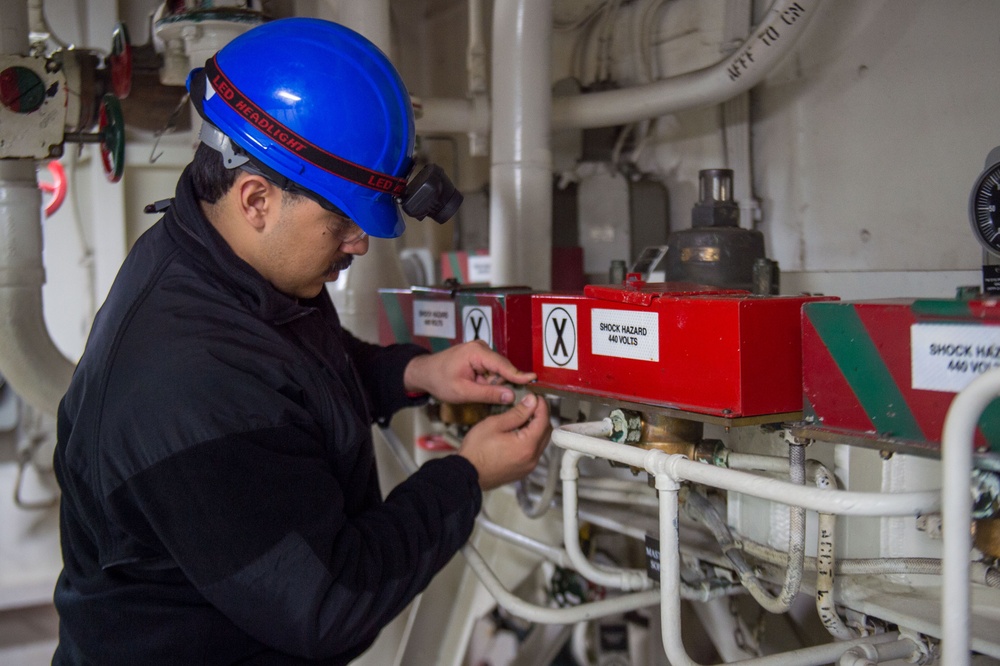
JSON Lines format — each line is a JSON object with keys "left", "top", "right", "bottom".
{"left": 969, "top": 146, "right": 1000, "bottom": 257}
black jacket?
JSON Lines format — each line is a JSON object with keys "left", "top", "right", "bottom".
{"left": 52, "top": 166, "right": 482, "bottom": 664}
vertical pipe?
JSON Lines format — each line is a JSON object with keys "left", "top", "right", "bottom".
{"left": 940, "top": 368, "right": 1000, "bottom": 666}
{"left": 329, "top": 0, "right": 407, "bottom": 343}
{"left": 489, "top": 0, "right": 553, "bottom": 289}
{"left": 0, "top": 0, "right": 75, "bottom": 415}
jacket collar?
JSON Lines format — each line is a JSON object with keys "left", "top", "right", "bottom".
{"left": 165, "top": 165, "right": 315, "bottom": 325}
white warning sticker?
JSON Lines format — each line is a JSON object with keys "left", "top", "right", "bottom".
{"left": 462, "top": 305, "right": 493, "bottom": 347}
{"left": 542, "top": 303, "right": 578, "bottom": 369}
{"left": 413, "top": 300, "right": 456, "bottom": 339}
{"left": 467, "top": 255, "right": 493, "bottom": 283}
{"left": 911, "top": 323, "right": 1000, "bottom": 392}
{"left": 591, "top": 308, "right": 659, "bottom": 362}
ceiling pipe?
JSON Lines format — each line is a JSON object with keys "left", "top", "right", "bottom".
{"left": 489, "top": 0, "right": 553, "bottom": 289}
{"left": 0, "top": 1, "right": 75, "bottom": 416}
{"left": 416, "top": 0, "right": 820, "bottom": 135}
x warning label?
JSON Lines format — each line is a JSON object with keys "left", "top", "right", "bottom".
{"left": 542, "top": 303, "right": 578, "bottom": 369}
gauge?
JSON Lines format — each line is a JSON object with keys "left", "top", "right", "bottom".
{"left": 969, "top": 146, "right": 1000, "bottom": 257}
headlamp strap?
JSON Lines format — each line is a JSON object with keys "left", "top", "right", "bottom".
{"left": 203, "top": 56, "right": 408, "bottom": 197}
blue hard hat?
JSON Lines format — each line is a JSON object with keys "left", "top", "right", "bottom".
{"left": 186, "top": 17, "right": 415, "bottom": 238}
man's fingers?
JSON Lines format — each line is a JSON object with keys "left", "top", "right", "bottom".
{"left": 488, "top": 392, "right": 539, "bottom": 431}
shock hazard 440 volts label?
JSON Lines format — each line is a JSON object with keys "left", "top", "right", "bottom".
{"left": 591, "top": 308, "right": 659, "bottom": 362}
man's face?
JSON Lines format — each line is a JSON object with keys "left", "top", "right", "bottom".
{"left": 261, "top": 192, "right": 369, "bottom": 299}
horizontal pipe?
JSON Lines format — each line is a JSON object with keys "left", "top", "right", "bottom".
{"left": 552, "top": 422, "right": 940, "bottom": 517}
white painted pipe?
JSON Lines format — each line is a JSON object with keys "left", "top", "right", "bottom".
{"left": 338, "top": 0, "right": 391, "bottom": 53}
{"left": 467, "top": 0, "right": 488, "bottom": 155}
{"left": 375, "top": 425, "right": 660, "bottom": 622}
{"left": 464, "top": 545, "right": 661, "bottom": 623}
{"left": 560, "top": 449, "right": 654, "bottom": 591}
{"left": 552, "top": 0, "right": 821, "bottom": 129}
{"left": 940, "top": 368, "right": 1000, "bottom": 666}
{"left": 0, "top": 7, "right": 75, "bottom": 417}
{"left": 418, "top": 0, "right": 821, "bottom": 135}
{"left": 553, "top": 422, "right": 941, "bottom": 517}
{"left": 656, "top": 473, "right": 909, "bottom": 666}
{"left": 329, "top": 0, "right": 408, "bottom": 343}
{"left": 489, "top": 0, "right": 553, "bottom": 288}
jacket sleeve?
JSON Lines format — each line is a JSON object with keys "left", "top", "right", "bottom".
{"left": 112, "top": 419, "right": 482, "bottom": 662}
{"left": 339, "top": 326, "right": 430, "bottom": 424}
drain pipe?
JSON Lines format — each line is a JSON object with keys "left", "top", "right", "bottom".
{"left": 489, "top": 0, "right": 553, "bottom": 288}
{"left": 0, "top": 2, "right": 75, "bottom": 416}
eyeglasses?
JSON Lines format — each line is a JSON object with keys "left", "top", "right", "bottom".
{"left": 240, "top": 162, "right": 352, "bottom": 220}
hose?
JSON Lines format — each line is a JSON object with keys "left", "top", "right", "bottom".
{"left": 515, "top": 443, "right": 562, "bottom": 518}
{"left": 811, "top": 462, "right": 854, "bottom": 639}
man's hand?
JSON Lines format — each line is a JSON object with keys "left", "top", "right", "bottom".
{"left": 403, "top": 340, "right": 536, "bottom": 405}
{"left": 458, "top": 392, "right": 551, "bottom": 490}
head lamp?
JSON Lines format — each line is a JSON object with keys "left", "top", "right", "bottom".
{"left": 400, "top": 164, "right": 463, "bottom": 224}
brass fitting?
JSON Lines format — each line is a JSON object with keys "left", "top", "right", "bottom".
{"left": 975, "top": 518, "right": 1000, "bottom": 560}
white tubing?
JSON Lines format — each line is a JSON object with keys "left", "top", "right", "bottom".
{"left": 463, "top": 545, "right": 661, "bottom": 624}
{"left": 551, "top": 0, "right": 821, "bottom": 129}
{"left": 375, "top": 425, "right": 662, "bottom": 623}
{"left": 553, "top": 422, "right": 941, "bottom": 517}
{"left": 656, "top": 473, "right": 908, "bottom": 666}
{"left": 561, "top": 449, "right": 654, "bottom": 591}
{"left": 940, "top": 368, "right": 1000, "bottom": 666}
{"left": 489, "top": 0, "right": 553, "bottom": 288}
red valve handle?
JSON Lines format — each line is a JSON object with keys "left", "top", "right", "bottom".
{"left": 38, "top": 160, "right": 67, "bottom": 217}
{"left": 108, "top": 22, "right": 132, "bottom": 99}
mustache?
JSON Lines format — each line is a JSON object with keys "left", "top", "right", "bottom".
{"left": 331, "top": 254, "right": 354, "bottom": 272}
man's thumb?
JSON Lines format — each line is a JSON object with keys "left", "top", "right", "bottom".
{"left": 494, "top": 392, "right": 537, "bottom": 431}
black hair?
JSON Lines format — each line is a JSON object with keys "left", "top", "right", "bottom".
{"left": 189, "top": 143, "right": 239, "bottom": 204}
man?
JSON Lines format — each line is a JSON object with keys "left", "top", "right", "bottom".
{"left": 52, "top": 17, "right": 550, "bottom": 665}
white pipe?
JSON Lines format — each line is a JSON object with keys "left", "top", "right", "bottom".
{"left": 551, "top": 0, "right": 821, "bottom": 130}
{"left": 940, "top": 368, "right": 1000, "bottom": 666}
{"left": 464, "top": 0, "right": 489, "bottom": 156}
{"left": 330, "top": 0, "right": 408, "bottom": 343}
{"left": 374, "top": 426, "right": 662, "bottom": 623}
{"left": 463, "top": 545, "right": 661, "bottom": 624}
{"left": 338, "top": 0, "right": 391, "bottom": 53}
{"left": 419, "top": 0, "right": 821, "bottom": 136}
{"left": 553, "top": 422, "right": 941, "bottom": 517}
{"left": 561, "top": 450, "right": 654, "bottom": 591}
{"left": 656, "top": 473, "right": 909, "bottom": 666}
{"left": 0, "top": 7, "right": 76, "bottom": 417}
{"left": 726, "top": 451, "right": 856, "bottom": 638}
{"left": 476, "top": 511, "right": 572, "bottom": 569}
{"left": 489, "top": 0, "right": 553, "bottom": 288}
{"left": 837, "top": 637, "right": 921, "bottom": 666}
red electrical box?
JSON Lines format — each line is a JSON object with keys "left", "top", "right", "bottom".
{"left": 801, "top": 298, "right": 1000, "bottom": 456}
{"left": 531, "top": 280, "right": 835, "bottom": 420}
{"left": 378, "top": 285, "right": 533, "bottom": 372}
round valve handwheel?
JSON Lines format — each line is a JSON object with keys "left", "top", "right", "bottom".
{"left": 99, "top": 93, "right": 125, "bottom": 183}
